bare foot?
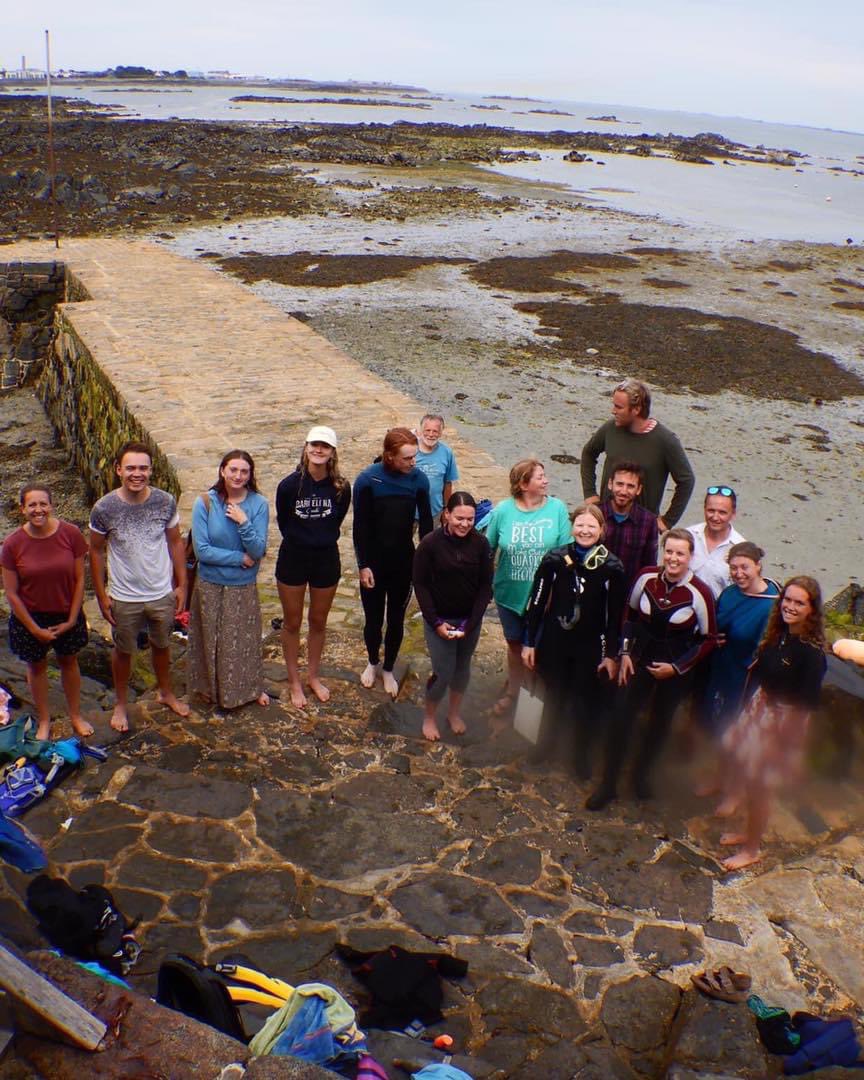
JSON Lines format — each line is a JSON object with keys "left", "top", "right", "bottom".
{"left": 156, "top": 692, "right": 191, "bottom": 718}
{"left": 256, "top": 692, "right": 271, "bottom": 707}
{"left": 722, "top": 848, "right": 762, "bottom": 871}
{"left": 110, "top": 705, "right": 129, "bottom": 733}
{"left": 306, "top": 678, "right": 330, "bottom": 703}
{"left": 719, "top": 832, "right": 748, "bottom": 847}
{"left": 71, "top": 716, "right": 94, "bottom": 737}
{"left": 35, "top": 721, "right": 51, "bottom": 741}
{"left": 447, "top": 714, "right": 466, "bottom": 735}
{"left": 381, "top": 670, "right": 399, "bottom": 699}
{"left": 490, "top": 693, "right": 514, "bottom": 717}
{"left": 694, "top": 778, "right": 720, "bottom": 798}
{"left": 422, "top": 717, "right": 441, "bottom": 741}
{"left": 288, "top": 682, "right": 307, "bottom": 708}
{"left": 714, "top": 796, "right": 741, "bottom": 818}
{"left": 360, "top": 662, "right": 380, "bottom": 689}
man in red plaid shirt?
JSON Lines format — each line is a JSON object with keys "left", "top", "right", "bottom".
{"left": 600, "top": 461, "right": 659, "bottom": 590}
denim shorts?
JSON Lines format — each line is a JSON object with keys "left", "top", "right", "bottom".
{"left": 496, "top": 603, "right": 527, "bottom": 645}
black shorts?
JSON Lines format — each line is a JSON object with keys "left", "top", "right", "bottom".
{"left": 275, "top": 542, "right": 341, "bottom": 590}
{"left": 9, "top": 610, "right": 88, "bottom": 664}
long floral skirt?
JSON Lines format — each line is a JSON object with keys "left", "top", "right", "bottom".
{"left": 187, "top": 580, "right": 264, "bottom": 709}
{"left": 722, "top": 687, "right": 810, "bottom": 791}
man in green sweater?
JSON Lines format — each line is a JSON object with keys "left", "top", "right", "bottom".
{"left": 581, "top": 378, "right": 695, "bottom": 530}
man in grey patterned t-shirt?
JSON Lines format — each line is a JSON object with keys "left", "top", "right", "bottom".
{"left": 89, "top": 441, "right": 188, "bottom": 732}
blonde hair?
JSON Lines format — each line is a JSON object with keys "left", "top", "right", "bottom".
{"left": 571, "top": 502, "right": 605, "bottom": 539}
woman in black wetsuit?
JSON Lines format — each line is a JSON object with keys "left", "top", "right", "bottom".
{"left": 719, "top": 575, "right": 826, "bottom": 870}
{"left": 522, "top": 503, "right": 626, "bottom": 777}
{"left": 353, "top": 428, "right": 433, "bottom": 698}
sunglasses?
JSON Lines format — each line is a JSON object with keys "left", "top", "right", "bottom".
{"left": 706, "top": 485, "right": 735, "bottom": 498}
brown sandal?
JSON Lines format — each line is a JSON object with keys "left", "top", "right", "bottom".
{"left": 691, "top": 966, "right": 751, "bottom": 1003}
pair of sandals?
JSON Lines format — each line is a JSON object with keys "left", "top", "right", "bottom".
{"left": 691, "top": 966, "right": 752, "bottom": 1003}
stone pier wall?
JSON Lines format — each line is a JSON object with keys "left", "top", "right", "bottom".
{"left": 39, "top": 300, "right": 180, "bottom": 499}
{"left": 0, "top": 260, "right": 65, "bottom": 390}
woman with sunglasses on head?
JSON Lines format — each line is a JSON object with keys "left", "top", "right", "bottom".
{"left": 413, "top": 492, "right": 493, "bottom": 741}
{"left": 187, "top": 450, "right": 270, "bottom": 711}
{"left": 276, "top": 426, "right": 351, "bottom": 708}
{"left": 522, "top": 504, "right": 626, "bottom": 778}
{"left": 586, "top": 527, "right": 717, "bottom": 810}
{"left": 1, "top": 484, "right": 91, "bottom": 740}
{"left": 718, "top": 576, "right": 826, "bottom": 871}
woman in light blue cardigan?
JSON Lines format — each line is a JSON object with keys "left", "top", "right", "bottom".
{"left": 187, "top": 449, "right": 270, "bottom": 709}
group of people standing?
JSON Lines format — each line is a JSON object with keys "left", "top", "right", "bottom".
{"left": 0, "top": 379, "right": 829, "bottom": 870}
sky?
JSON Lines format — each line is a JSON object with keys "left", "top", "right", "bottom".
{"left": 5, "top": 0, "right": 864, "bottom": 133}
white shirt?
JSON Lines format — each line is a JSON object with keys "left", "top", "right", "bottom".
{"left": 686, "top": 521, "right": 746, "bottom": 599}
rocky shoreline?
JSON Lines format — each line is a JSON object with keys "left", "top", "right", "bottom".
{"left": 0, "top": 94, "right": 805, "bottom": 241}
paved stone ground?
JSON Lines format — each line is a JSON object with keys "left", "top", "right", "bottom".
{"left": 1, "top": 240, "right": 864, "bottom": 1077}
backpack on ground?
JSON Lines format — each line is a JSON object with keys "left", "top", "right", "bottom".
{"left": 25, "top": 874, "right": 141, "bottom": 976}
{"left": 0, "top": 738, "right": 107, "bottom": 818}
{"left": 156, "top": 954, "right": 248, "bottom": 1042}
{"left": 156, "top": 954, "right": 294, "bottom": 1042}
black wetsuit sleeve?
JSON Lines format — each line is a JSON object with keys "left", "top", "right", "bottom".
{"left": 580, "top": 425, "right": 606, "bottom": 500}
{"left": 412, "top": 536, "right": 440, "bottom": 627}
{"left": 352, "top": 475, "right": 374, "bottom": 570}
{"left": 275, "top": 473, "right": 299, "bottom": 539}
{"left": 465, "top": 535, "right": 494, "bottom": 635}
{"left": 604, "top": 563, "right": 627, "bottom": 657}
{"left": 524, "top": 555, "right": 556, "bottom": 647}
{"left": 417, "top": 477, "right": 434, "bottom": 539}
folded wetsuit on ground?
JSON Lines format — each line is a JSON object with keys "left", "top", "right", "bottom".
{"left": 336, "top": 944, "right": 468, "bottom": 1028}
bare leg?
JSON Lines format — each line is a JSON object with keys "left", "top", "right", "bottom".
{"left": 722, "top": 783, "right": 769, "bottom": 870}
{"left": 27, "top": 659, "right": 52, "bottom": 740}
{"left": 111, "top": 649, "right": 133, "bottom": 732}
{"left": 422, "top": 698, "right": 441, "bottom": 741}
{"left": 278, "top": 582, "right": 308, "bottom": 708}
{"left": 714, "top": 751, "right": 743, "bottom": 817}
{"left": 446, "top": 689, "right": 466, "bottom": 735}
{"left": 306, "top": 584, "right": 337, "bottom": 702}
{"left": 152, "top": 644, "right": 190, "bottom": 717}
{"left": 491, "top": 641, "right": 523, "bottom": 720}
{"left": 57, "top": 653, "right": 92, "bottom": 736}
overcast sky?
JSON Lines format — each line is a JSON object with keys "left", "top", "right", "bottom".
{"left": 6, "top": 1, "right": 863, "bottom": 132}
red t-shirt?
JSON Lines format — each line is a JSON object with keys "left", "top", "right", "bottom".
{"left": 1, "top": 521, "right": 87, "bottom": 613}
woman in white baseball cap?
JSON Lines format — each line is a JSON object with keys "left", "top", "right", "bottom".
{"left": 275, "top": 426, "right": 351, "bottom": 707}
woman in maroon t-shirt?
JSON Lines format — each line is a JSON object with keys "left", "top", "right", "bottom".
{"left": 1, "top": 484, "right": 91, "bottom": 739}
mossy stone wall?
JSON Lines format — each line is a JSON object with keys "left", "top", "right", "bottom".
{"left": 36, "top": 267, "right": 180, "bottom": 500}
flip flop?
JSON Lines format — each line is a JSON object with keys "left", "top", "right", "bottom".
{"left": 691, "top": 966, "right": 751, "bottom": 1003}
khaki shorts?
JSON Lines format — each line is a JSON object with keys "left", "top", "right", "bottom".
{"left": 112, "top": 592, "right": 175, "bottom": 653}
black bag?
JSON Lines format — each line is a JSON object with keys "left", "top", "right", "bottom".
{"left": 156, "top": 954, "right": 247, "bottom": 1042}
{"left": 26, "top": 875, "right": 140, "bottom": 976}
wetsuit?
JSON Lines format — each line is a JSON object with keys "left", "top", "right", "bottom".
{"left": 353, "top": 462, "right": 433, "bottom": 672}
{"left": 524, "top": 543, "right": 626, "bottom": 774}
{"left": 594, "top": 566, "right": 716, "bottom": 801}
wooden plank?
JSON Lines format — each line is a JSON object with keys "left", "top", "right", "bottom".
{"left": 0, "top": 945, "right": 106, "bottom": 1051}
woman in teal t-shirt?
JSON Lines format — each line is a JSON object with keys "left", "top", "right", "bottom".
{"left": 485, "top": 458, "right": 571, "bottom": 718}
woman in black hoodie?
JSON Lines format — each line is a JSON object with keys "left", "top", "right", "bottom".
{"left": 413, "top": 492, "right": 494, "bottom": 741}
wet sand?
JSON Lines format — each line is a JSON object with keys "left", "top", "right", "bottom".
{"left": 167, "top": 166, "right": 864, "bottom": 594}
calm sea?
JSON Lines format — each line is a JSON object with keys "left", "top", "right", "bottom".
{"left": 7, "top": 82, "right": 863, "bottom": 243}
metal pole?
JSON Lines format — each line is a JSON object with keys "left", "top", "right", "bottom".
{"left": 44, "top": 29, "right": 60, "bottom": 248}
